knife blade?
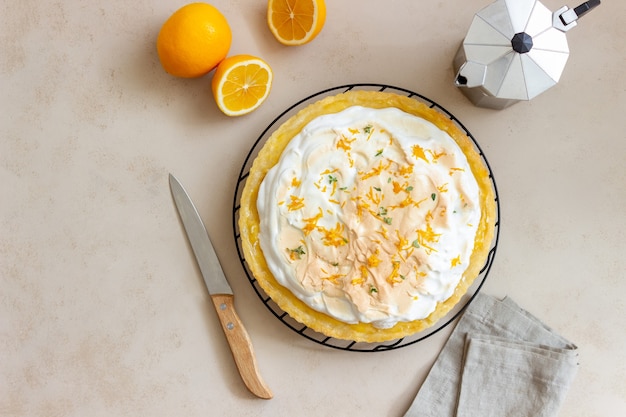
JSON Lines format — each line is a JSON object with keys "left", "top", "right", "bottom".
{"left": 168, "top": 173, "right": 272, "bottom": 399}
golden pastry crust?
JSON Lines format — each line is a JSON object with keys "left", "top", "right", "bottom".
{"left": 239, "top": 90, "right": 496, "bottom": 342}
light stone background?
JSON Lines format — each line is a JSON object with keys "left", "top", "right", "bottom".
{"left": 2, "top": 0, "right": 625, "bottom": 416}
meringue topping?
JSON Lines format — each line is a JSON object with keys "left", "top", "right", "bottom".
{"left": 257, "top": 106, "right": 481, "bottom": 329}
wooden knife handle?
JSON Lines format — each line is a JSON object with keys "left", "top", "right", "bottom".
{"left": 210, "top": 294, "right": 273, "bottom": 399}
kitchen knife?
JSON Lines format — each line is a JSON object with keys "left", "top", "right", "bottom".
{"left": 168, "top": 173, "right": 273, "bottom": 399}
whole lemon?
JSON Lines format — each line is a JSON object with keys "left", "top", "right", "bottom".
{"left": 157, "top": 3, "right": 232, "bottom": 78}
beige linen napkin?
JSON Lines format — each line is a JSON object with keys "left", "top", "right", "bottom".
{"left": 404, "top": 293, "right": 578, "bottom": 417}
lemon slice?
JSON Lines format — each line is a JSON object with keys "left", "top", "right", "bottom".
{"left": 267, "top": 0, "right": 326, "bottom": 46}
{"left": 211, "top": 55, "right": 273, "bottom": 117}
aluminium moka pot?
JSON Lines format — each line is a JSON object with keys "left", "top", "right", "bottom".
{"left": 453, "top": 0, "right": 601, "bottom": 109}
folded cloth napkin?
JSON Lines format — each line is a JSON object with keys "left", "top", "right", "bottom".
{"left": 404, "top": 293, "right": 578, "bottom": 417}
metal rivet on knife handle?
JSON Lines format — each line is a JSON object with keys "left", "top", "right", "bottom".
{"left": 211, "top": 294, "right": 273, "bottom": 399}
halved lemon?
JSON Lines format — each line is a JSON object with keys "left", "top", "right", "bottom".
{"left": 267, "top": 0, "right": 326, "bottom": 46}
{"left": 211, "top": 55, "right": 273, "bottom": 117}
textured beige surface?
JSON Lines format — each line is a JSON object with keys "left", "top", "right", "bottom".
{"left": 1, "top": 0, "right": 625, "bottom": 416}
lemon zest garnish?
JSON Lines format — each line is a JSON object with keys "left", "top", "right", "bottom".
{"left": 302, "top": 208, "right": 323, "bottom": 235}
{"left": 330, "top": 179, "right": 337, "bottom": 196}
{"left": 398, "top": 164, "right": 413, "bottom": 177}
{"left": 366, "top": 186, "right": 382, "bottom": 206}
{"left": 335, "top": 132, "right": 356, "bottom": 152}
{"left": 322, "top": 273, "right": 344, "bottom": 285}
{"left": 360, "top": 160, "right": 392, "bottom": 180}
{"left": 451, "top": 255, "right": 461, "bottom": 268}
{"left": 354, "top": 196, "right": 370, "bottom": 218}
{"left": 419, "top": 243, "right": 438, "bottom": 254}
{"left": 416, "top": 220, "right": 440, "bottom": 254}
{"left": 390, "top": 195, "right": 415, "bottom": 209}
{"left": 395, "top": 230, "right": 409, "bottom": 252}
{"left": 387, "top": 260, "right": 402, "bottom": 284}
{"left": 367, "top": 250, "right": 381, "bottom": 267}
{"left": 412, "top": 197, "right": 428, "bottom": 209}
{"left": 449, "top": 167, "right": 465, "bottom": 176}
{"left": 419, "top": 221, "right": 439, "bottom": 242}
{"left": 437, "top": 183, "right": 449, "bottom": 193}
{"left": 411, "top": 145, "right": 429, "bottom": 163}
{"left": 367, "top": 208, "right": 380, "bottom": 219}
{"left": 287, "top": 195, "right": 305, "bottom": 211}
{"left": 319, "top": 222, "right": 348, "bottom": 247}
{"left": 351, "top": 265, "right": 369, "bottom": 285}
{"left": 291, "top": 177, "right": 301, "bottom": 187}
{"left": 427, "top": 149, "right": 447, "bottom": 162}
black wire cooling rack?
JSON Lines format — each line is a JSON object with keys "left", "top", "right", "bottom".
{"left": 232, "top": 83, "right": 500, "bottom": 352}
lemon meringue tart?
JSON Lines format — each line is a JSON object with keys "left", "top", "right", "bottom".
{"left": 239, "top": 90, "right": 496, "bottom": 342}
